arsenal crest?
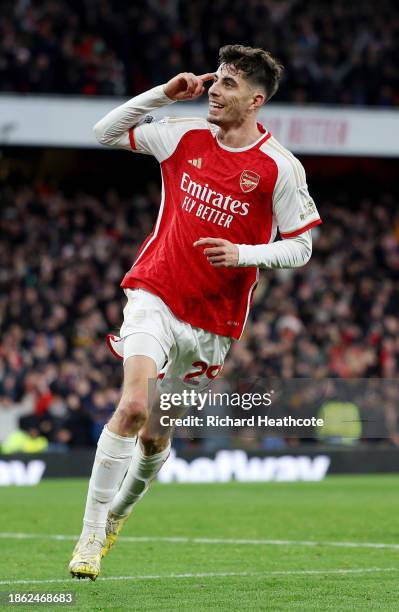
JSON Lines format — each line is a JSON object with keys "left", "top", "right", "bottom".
{"left": 240, "top": 170, "right": 260, "bottom": 193}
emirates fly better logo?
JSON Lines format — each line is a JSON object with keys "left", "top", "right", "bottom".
{"left": 240, "top": 170, "right": 260, "bottom": 193}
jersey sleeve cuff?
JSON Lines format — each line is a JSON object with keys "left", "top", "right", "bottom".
{"left": 161, "top": 84, "right": 177, "bottom": 103}
{"left": 128, "top": 127, "right": 137, "bottom": 150}
{"left": 280, "top": 218, "right": 322, "bottom": 239}
{"left": 237, "top": 244, "right": 252, "bottom": 267}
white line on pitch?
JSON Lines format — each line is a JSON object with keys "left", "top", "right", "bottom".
{"left": 1, "top": 532, "right": 399, "bottom": 551}
{"left": 0, "top": 567, "right": 398, "bottom": 586}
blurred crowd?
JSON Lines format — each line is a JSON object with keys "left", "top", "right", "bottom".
{"left": 1, "top": 179, "right": 399, "bottom": 450}
{"left": 0, "top": 0, "right": 398, "bottom": 105}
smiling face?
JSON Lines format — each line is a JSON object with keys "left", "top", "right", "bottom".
{"left": 207, "top": 63, "right": 265, "bottom": 127}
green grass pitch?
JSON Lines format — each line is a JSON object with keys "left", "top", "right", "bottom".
{"left": 0, "top": 476, "right": 399, "bottom": 610}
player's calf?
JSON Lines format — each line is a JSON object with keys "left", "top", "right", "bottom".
{"left": 102, "top": 438, "right": 172, "bottom": 558}
{"left": 140, "top": 431, "right": 171, "bottom": 455}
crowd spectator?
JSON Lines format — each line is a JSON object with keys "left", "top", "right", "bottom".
{"left": 1, "top": 178, "right": 399, "bottom": 449}
{"left": 0, "top": 0, "right": 398, "bottom": 105}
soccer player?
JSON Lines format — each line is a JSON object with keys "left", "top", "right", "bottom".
{"left": 69, "top": 44, "right": 321, "bottom": 580}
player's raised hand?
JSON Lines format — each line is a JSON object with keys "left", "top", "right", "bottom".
{"left": 163, "top": 72, "right": 215, "bottom": 101}
{"left": 193, "top": 237, "right": 239, "bottom": 268}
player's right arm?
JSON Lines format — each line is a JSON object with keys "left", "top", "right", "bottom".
{"left": 93, "top": 73, "right": 213, "bottom": 158}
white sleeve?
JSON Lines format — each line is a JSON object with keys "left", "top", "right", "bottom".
{"left": 273, "top": 156, "right": 321, "bottom": 238}
{"left": 93, "top": 85, "right": 176, "bottom": 154}
{"left": 93, "top": 85, "right": 209, "bottom": 162}
{"left": 237, "top": 231, "right": 312, "bottom": 269}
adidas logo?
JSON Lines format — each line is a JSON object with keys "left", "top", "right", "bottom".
{"left": 188, "top": 158, "right": 202, "bottom": 169}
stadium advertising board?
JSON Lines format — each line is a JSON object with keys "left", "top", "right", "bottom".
{"left": 3, "top": 448, "right": 399, "bottom": 486}
{"left": 1, "top": 96, "right": 399, "bottom": 156}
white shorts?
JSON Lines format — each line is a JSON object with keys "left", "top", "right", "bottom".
{"left": 107, "top": 288, "right": 232, "bottom": 391}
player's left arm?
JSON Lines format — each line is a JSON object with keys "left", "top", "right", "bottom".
{"left": 93, "top": 73, "right": 214, "bottom": 155}
{"left": 194, "top": 157, "right": 321, "bottom": 269}
{"left": 193, "top": 232, "right": 311, "bottom": 268}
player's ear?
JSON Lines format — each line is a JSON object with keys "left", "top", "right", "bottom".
{"left": 250, "top": 92, "right": 266, "bottom": 111}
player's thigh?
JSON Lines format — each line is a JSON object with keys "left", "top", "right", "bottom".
{"left": 173, "top": 327, "right": 232, "bottom": 390}
{"left": 113, "top": 333, "right": 165, "bottom": 411}
{"left": 118, "top": 290, "right": 173, "bottom": 405}
{"left": 120, "top": 289, "right": 173, "bottom": 361}
{"left": 121, "top": 353, "right": 158, "bottom": 404}
{"left": 142, "top": 329, "right": 231, "bottom": 440}
{"left": 108, "top": 354, "right": 159, "bottom": 435}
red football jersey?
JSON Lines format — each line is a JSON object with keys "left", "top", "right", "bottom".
{"left": 120, "top": 117, "right": 321, "bottom": 339}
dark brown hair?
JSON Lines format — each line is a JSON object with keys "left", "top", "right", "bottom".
{"left": 218, "top": 44, "right": 284, "bottom": 102}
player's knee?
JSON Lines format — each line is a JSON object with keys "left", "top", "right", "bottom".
{"left": 118, "top": 395, "right": 148, "bottom": 429}
{"left": 139, "top": 432, "right": 170, "bottom": 455}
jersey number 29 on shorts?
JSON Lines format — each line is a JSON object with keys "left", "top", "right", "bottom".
{"left": 183, "top": 361, "right": 222, "bottom": 384}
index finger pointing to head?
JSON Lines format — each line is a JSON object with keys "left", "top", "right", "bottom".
{"left": 198, "top": 72, "right": 216, "bottom": 82}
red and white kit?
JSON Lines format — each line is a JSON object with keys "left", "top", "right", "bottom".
{"left": 96, "top": 86, "right": 321, "bottom": 385}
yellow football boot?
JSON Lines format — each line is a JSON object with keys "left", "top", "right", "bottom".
{"left": 69, "top": 534, "right": 103, "bottom": 581}
{"left": 101, "top": 512, "right": 130, "bottom": 558}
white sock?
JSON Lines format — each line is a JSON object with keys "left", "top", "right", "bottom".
{"left": 110, "top": 441, "right": 171, "bottom": 518}
{"left": 81, "top": 426, "right": 136, "bottom": 541}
